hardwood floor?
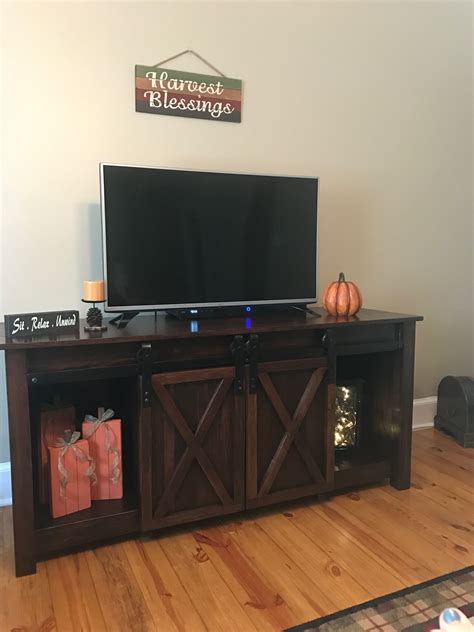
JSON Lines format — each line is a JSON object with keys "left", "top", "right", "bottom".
{"left": 0, "top": 428, "right": 472, "bottom": 632}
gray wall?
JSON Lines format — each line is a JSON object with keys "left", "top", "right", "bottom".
{"left": 1, "top": 1, "right": 472, "bottom": 462}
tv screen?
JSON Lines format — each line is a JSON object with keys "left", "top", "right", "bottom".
{"left": 100, "top": 164, "right": 318, "bottom": 311}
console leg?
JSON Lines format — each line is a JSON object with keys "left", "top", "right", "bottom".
{"left": 5, "top": 351, "right": 37, "bottom": 576}
{"left": 390, "top": 321, "right": 416, "bottom": 490}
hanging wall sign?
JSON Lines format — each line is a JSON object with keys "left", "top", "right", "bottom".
{"left": 4, "top": 310, "right": 80, "bottom": 341}
{"left": 135, "top": 50, "right": 242, "bottom": 123}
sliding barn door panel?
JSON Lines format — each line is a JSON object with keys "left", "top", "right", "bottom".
{"left": 142, "top": 366, "right": 245, "bottom": 530}
{"left": 246, "top": 357, "right": 334, "bottom": 509}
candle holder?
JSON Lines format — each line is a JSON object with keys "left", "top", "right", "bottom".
{"left": 82, "top": 299, "right": 107, "bottom": 332}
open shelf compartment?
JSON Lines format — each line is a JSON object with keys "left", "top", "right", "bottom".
{"left": 28, "top": 373, "right": 141, "bottom": 557}
{"left": 333, "top": 350, "right": 397, "bottom": 487}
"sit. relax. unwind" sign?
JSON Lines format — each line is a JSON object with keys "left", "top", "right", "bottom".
{"left": 4, "top": 310, "right": 80, "bottom": 340}
{"left": 135, "top": 65, "right": 242, "bottom": 123}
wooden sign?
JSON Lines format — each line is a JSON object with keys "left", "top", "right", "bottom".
{"left": 4, "top": 310, "right": 80, "bottom": 341}
{"left": 135, "top": 65, "right": 242, "bottom": 123}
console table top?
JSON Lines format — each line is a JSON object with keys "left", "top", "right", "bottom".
{"left": 0, "top": 307, "right": 423, "bottom": 350}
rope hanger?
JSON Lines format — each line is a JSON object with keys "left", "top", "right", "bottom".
{"left": 154, "top": 49, "right": 227, "bottom": 78}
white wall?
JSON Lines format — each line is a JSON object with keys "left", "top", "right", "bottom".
{"left": 1, "top": 1, "right": 472, "bottom": 462}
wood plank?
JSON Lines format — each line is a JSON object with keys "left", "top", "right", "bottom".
{"left": 314, "top": 501, "right": 436, "bottom": 584}
{"left": 85, "top": 543, "right": 155, "bottom": 631}
{"left": 289, "top": 504, "right": 405, "bottom": 597}
{"left": 221, "top": 519, "right": 338, "bottom": 621}
{"left": 246, "top": 389, "right": 258, "bottom": 499}
{"left": 332, "top": 490, "right": 468, "bottom": 570}
{"left": 410, "top": 459, "right": 473, "bottom": 503}
{"left": 135, "top": 100, "right": 242, "bottom": 124}
{"left": 246, "top": 483, "right": 330, "bottom": 509}
{"left": 192, "top": 527, "right": 296, "bottom": 631}
{"left": 146, "top": 502, "right": 245, "bottom": 530}
{"left": 253, "top": 512, "right": 373, "bottom": 606}
{"left": 410, "top": 470, "right": 473, "bottom": 514}
{"left": 391, "top": 321, "right": 416, "bottom": 489}
{"left": 412, "top": 444, "right": 474, "bottom": 485}
{"left": 159, "top": 532, "right": 258, "bottom": 631}
{"left": 363, "top": 487, "right": 473, "bottom": 559}
{"left": 152, "top": 380, "right": 195, "bottom": 444}
{"left": 0, "top": 507, "right": 57, "bottom": 631}
{"left": 139, "top": 386, "right": 154, "bottom": 530}
{"left": 233, "top": 389, "right": 246, "bottom": 504}
{"left": 258, "top": 357, "right": 327, "bottom": 373}
{"left": 292, "top": 368, "right": 326, "bottom": 427}
{"left": 135, "top": 65, "right": 242, "bottom": 90}
{"left": 122, "top": 538, "right": 207, "bottom": 632}
{"left": 154, "top": 366, "right": 235, "bottom": 385}
{"left": 325, "top": 383, "right": 336, "bottom": 481}
{"left": 5, "top": 350, "right": 36, "bottom": 575}
{"left": 135, "top": 88, "right": 243, "bottom": 112}
{"left": 378, "top": 486, "right": 474, "bottom": 550}
{"left": 413, "top": 428, "right": 474, "bottom": 469}
{"left": 135, "top": 77, "right": 241, "bottom": 101}
{"left": 46, "top": 554, "right": 106, "bottom": 631}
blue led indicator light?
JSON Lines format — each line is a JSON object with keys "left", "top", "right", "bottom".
{"left": 246, "top": 306, "right": 252, "bottom": 312}
{"left": 190, "top": 320, "right": 199, "bottom": 333}
{"left": 245, "top": 318, "right": 252, "bottom": 329}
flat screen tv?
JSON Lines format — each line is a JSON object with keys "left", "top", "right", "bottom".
{"left": 100, "top": 164, "right": 318, "bottom": 314}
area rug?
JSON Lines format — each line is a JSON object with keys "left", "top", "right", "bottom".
{"left": 285, "top": 566, "right": 473, "bottom": 631}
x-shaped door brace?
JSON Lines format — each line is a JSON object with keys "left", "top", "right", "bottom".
{"left": 152, "top": 376, "right": 234, "bottom": 517}
{"left": 257, "top": 367, "right": 327, "bottom": 497}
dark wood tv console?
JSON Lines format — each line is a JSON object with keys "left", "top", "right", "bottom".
{"left": 1, "top": 307, "right": 422, "bottom": 576}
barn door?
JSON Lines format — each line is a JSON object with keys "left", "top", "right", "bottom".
{"left": 246, "top": 355, "right": 335, "bottom": 509}
{"left": 141, "top": 361, "right": 245, "bottom": 530}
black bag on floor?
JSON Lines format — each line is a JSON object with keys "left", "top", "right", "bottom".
{"left": 435, "top": 376, "right": 474, "bottom": 448}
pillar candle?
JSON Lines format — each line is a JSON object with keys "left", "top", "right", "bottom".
{"left": 83, "top": 280, "right": 105, "bottom": 302}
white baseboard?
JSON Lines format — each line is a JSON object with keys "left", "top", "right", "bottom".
{"left": 0, "top": 462, "right": 12, "bottom": 507}
{"left": 413, "top": 396, "right": 437, "bottom": 430}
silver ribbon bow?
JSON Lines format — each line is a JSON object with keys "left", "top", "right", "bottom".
{"left": 84, "top": 409, "right": 121, "bottom": 485}
{"left": 54, "top": 431, "right": 97, "bottom": 500}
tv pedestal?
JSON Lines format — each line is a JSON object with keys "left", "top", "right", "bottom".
{"left": 109, "top": 311, "right": 140, "bottom": 328}
{"left": 1, "top": 307, "right": 422, "bottom": 576}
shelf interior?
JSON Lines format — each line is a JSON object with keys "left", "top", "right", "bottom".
{"left": 35, "top": 491, "right": 138, "bottom": 532}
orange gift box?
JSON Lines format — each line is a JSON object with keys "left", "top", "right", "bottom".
{"left": 39, "top": 402, "right": 75, "bottom": 505}
{"left": 82, "top": 410, "right": 122, "bottom": 500}
{"left": 48, "top": 433, "right": 93, "bottom": 518}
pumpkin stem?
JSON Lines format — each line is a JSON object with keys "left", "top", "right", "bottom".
{"left": 338, "top": 272, "right": 346, "bottom": 283}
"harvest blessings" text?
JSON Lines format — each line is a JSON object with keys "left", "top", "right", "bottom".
{"left": 144, "top": 71, "right": 235, "bottom": 119}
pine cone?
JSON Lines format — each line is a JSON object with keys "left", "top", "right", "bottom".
{"left": 86, "top": 306, "right": 103, "bottom": 328}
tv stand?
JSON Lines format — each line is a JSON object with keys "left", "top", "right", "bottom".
{"left": 0, "top": 307, "right": 422, "bottom": 576}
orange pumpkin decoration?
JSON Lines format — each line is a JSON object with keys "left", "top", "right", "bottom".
{"left": 322, "top": 272, "right": 362, "bottom": 317}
